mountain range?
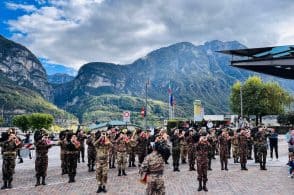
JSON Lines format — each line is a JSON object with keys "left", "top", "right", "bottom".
{"left": 0, "top": 35, "right": 293, "bottom": 125}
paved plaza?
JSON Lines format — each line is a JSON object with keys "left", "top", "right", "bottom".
{"left": 0, "top": 136, "right": 293, "bottom": 195}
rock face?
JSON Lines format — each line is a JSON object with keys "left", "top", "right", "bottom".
{"left": 47, "top": 73, "right": 74, "bottom": 84}
{"left": 0, "top": 35, "right": 51, "bottom": 99}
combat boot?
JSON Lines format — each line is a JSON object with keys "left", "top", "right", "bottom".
{"left": 208, "top": 160, "right": 212, "bottom": 171}
{"left": 7, "top": 179, "right": 12, "bottom": 189}
{"left": 91, "top": 164, "right": 95, "bottom": 172}
{"left": 132, "top": 162, "right": 136, "bottom": 167}
{"left": 182, "top": 159, "right": 186, "bottom": 164}
{"left": 263, "top": 163, "right": 267, "bottom": 170}
{"left": 18, "top": 158, "right": 23, "bottom": 164}
{"left": 1, "top": 181, "right": 7, "bottom": 189}
{"left": 82, "top": 158, "right": 85, "bottom": 163}
{"left": 122, "top": 169, "right": 127, "bottom": 176}
{"left": 203, "top": 181, "right": 208, "bottom": 192}
{"left": 224, "top": 162, "right": 228, "bottom": 171}
{"left": 35, "top": 177, "right": 41, "bottom": 186}
{"left": 109, "top": 161, "right": 112, "bottom": 169}
{"left": 41, "top": 176, "right": 46, "bottom": 185}
{"left": 102, "top": 185, "right": 107, "bottom": 193}
{"left": 118, "top": 169, "right": 122, "bottom": 176}
{"left": 191, "top": 166, "right": 196, "bottom": 171}
{"left": 88, "top": 164, "right": 91, "bottom": 172}
{"left": 243, "top": 164, "right": 248, "bottom": 171}
{"left": 189, "top": 164, "right": 193, "bottom": 171}
{"left": 197, "top": 180, "right": 202, "bottom": 191}
{"left": 96, "top": 185, "right": 103, "bottom": 193}
{"left": 128, "top": 161, "right": 132, "bottom": 167}
{"left": 259, "top": 162, "right": 263, "bottom": 170}
{"left": 241, "top": 163, "right": 244, "bottom": 170}
{"left": 221, "top": 162, "right": 224, "bottom": 170}
{"left": 111, "top": 161, "right": 116, "bottom": 169}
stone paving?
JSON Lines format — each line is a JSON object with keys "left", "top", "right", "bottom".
{"left": 0, "top": 136, "right": 293, "bottom": 195}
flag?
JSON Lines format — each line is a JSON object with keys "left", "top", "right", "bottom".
{"left": 170, "top": 94, "right": 173, "bottom": 106}
{"left": 168, "top": 81, "right": 172, "bottom": 94}
{"left": 141, "top": 107, "right": 146, "bottom": 117}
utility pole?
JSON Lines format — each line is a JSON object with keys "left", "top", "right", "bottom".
{"left": 240, "top": 83, "right": 243, "bottom": 119}
{"left": 144, "top": 79, "right": 149, "bottom": 130}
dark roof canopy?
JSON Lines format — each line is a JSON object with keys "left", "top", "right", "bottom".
{"left": 218, "top": 45, "right": 294, "bottom": 79}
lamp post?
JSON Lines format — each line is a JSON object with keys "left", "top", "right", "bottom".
{"left": 144, "top": 79, "right": 150, "bottom": 130}
{"left": 240, "top": 84, "right": 243, "bottom": 119}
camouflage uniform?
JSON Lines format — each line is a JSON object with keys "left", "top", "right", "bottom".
{"left": 207, "top": 134, "right": 215, "bottom": 171}
{"left": 195, "top": 139, "right": 210, "bottom": 192}
{"left": 35, "top": 139, "right": 52, "bottom": 186}
{"left": 180, "top": 135, "right": 188, "bottom": 164}
{"left": 141, "top": 151, "right": 165, "bottom": 195}
{"left": 137, "top": 136, "right": 148, "bottom": 166}
{"left": 64, "top": 139, "right": 80, "bottom": 182}
{"left": 170, "top": 134, "right": 181, "bottom": 171}
{"left": 108, "top": 133, "right": 117, "bottom": 168}
{"left": 77, "top": 133, "right": 87, "bottom": 163}
{"left": 86, "top": 135, "right": 96, "bottom": 172}
{"left": 128, "top": 135, "right": 137, "bottom": 167}
{"left": 218, "top": 134, "right": 229, "bottom": 170}
{"left": 238, "top": 134, "right": 248, "bottom": 170}
{"left": 231, "top": 135, "right": 239, "bottom": 163}
{"left": 0, "top": 135, "right": 22, "bottom": 189}
{"left": 187, "top": 134, "right": 196, "bottom": 171}
{"left": 116, "top": 136, "right": 129, "bottom": 176}
{"left": 247, "top": 137, "right": 253, "bottom": 159}
{"left": 256, "top": 130, "right": 269, "bottom": 170}
{"left": 94, "top": 136, "right": 112, "bottom": 193}
{"left": 58, "top": 139, "right": 67, "bottom": 174}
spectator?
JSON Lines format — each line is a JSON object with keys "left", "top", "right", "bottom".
{"left": 286, "top": 129, "right": 294, "bottom": 161}
{"left": 287, "top": 153, "right": 294, "bottom": 178}
{"left": 268, "top": 128, "right": 279, "bottom": 160}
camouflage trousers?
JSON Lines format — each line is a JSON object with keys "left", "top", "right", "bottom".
{"left": 138, "top": 151, "right": 147, "bottom": 165}
{"left": 117, "top": 151, "right": 127, "bottom": 170}
{"left": 88, "top": 148, "right": 96, "bottom": 167}
{"left": 232, "top": 145, "right": 239, "bottom": 158}
{"left": 239, "top": 148, "right": 247, "bottom": 164}
{"left": 196, "top": 158, "right": 208, "bottom": 182}
{"left": 65, "top": 153, "right": 78, "bottom": 177}
{"left": 60, "top": 150, "right": 67, "bottom": 174}
{"left": 35, "top": 155, "right": 48, "bottom": 177}
{"left": 2, "top": 156, "right": 16, "bottom": 181}
{"left": 146, "top": 174, "right": 165, "bottom": 195}
{"left": 109, "top": 147, "right": 116, "bottom": 166}
{"left": 187, "top": 146, "right": 196, "bottom": 166}
{"left": 128, "top": 148, "right": 136, "bottom": 164}
{"left": 96, "top": 161, "right": 109, "bottom": 185}
{"left": 219, "top": 148, "right": 228, "bottom": 163}
{"left": 78, "top": 146, "right": 85, "bottom": 161}
{"left": 257, "top": 146, "right": 267, "bottom": 164}
{"left": 172, "top": 147, "right": 180, "bottom": 166}
{"left": 180, "top": 145, "right": 188, "bottom": 162}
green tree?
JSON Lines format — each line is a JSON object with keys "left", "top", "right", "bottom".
{"left": 30, "top": 113, "right": 54, "bottom": 131}
{"left": 278, "top": 112, "right": 294, "bottom": 126}
{"left": 12, "top": 114, "right": 31, "bottom": 132}
{"left": 0, "top": 117, "right": 4, "bottom": 126}
{"left": 230, "top": 76, "right": 292, "bottom": 125}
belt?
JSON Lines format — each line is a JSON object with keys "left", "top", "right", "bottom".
{"left": 149, "top": 170, "right": 163, "bottom": 175}
{"left": 65, "top": 151, "right": 78, "bottom": 154}
{"left": 3, "top": 151, "right": 16, "bottom": 155}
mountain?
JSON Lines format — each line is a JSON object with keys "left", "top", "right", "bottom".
{"left": 48, "top": 73, "right": 75, "bottom": 84}
{"left": 0, "top": 72, "right": 76, "bottom": 125}
{"left": 52, "top": 41, "right": 245, "bottom": 122}
{"left": 0, "top": 35, "right": 51, "bottom": 99}
{"left": 43, "top": 63, "right": 77, "bottom": 76}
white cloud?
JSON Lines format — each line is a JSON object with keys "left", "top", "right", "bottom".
{"left": 5, "top": 2, "right": 37, "bottom": 12}
{"left": 6, "top": 0, "right": 294, "bottom": 69}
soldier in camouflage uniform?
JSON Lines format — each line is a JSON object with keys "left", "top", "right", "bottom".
{"left": 231, "top": 131, "right": 239, "bottom": 164}
{"left": 207, "top": 132, "right": 215, "bottom": 171}
{"left": 136, "top": 130, "right": 148, "bottom": 167}
{"left": 218, "top": 130, "right": 230, "bottom": 170}
{"left": 128, "top": 130, "right": 137, "bottom": 167}
{"left": 86, "top": 132, "right": 96, "bottom": 172}
{"left": 140, "top": 137, "right": 166, "bottom": 195}
{"left": 170, "top": 129, "right": 182, "bottom": 172}
{"left": 247, "top": 135, "right": 254, "bottom": 160}
{"left": 0, "top": 129, "right": 22, "bottom": 189}
{"left": 187, "top": 129, "right": 198, "bottom": 171}
{"left": 64, "top": 133, "right": 80, "bottom": 183}
{"left": 195, "top": 135, "right": 210, "bottom": 192}
{"left": 58, "top": 130, "right": 68, "bottom": 175}
{"left": 34, "top": 130, "right": 52, "bottom": 186}
{"left": 108, "top": 128, "right": 117, "bottom": 169}
{"left": 180, "top": 130, "right": 188, "bottom": 164}
{"left": 77, "top": 130, "right": 87, "bottom": 163}
{"left": 238, "top": 129, "right": 249, "bottom": 170}
{"left": 116, "top": 129, "right": 130, "bottom": 176}
{"left": 94, "top": 130, "right": 112, "bottom": 193}
{"left": 256, "top": 128, "right": 270, "bottom": 170}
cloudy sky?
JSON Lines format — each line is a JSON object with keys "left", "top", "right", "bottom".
{"left": 1, "top": 0, "right": 294, "bottom": 69}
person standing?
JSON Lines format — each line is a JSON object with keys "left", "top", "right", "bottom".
{"left": 108, "top": 128, "right": 117, "bottom": 169}
{"left": 65, "top": 132, "right": 80, "bottom": 182}
{"left": 180, "top": 130, "right": 188, "bottom": 164}
{"left": 34, "top": 130, "right": 53, "bottom": 186}
{"left": 195, "top": 135, "right": 210, "bottom": 192}
{"left": 0, "top": 129, "right": 22, "bottom": 189}
{"left": 58, "top": 130, "right": 68, "bottom": 175}
{"left": 136, "top": 130, "right": 148, "bottom": 167}
{"left": 207, "top": 132, "right": 215, "bottom": 171}
{"left": 238, "top": 130, "right": 249, "bottom": 170}
{"left": 94, "top": 130, "right": 112, "bottom": 193}
{"left": 231, "top": 131, "right": 239, "bottom": 164}
{"left": 77, "top": 130, "right": 87, "bottom": 163}
{"left": 140, "top": 137, "right": 166, "bottom": 195}
{"left": 218, "top": 130, "right": 230, "bottom": 171}
{"left": 116, "top": 129, "right": 129, "bottom": 176}
{"left": 128, "top": 130, "right": 137, "bottom": 167}
{"left": 187, "top": 129, "right": 198, "bottom": 171}
{"left": 256, "top": 127, "right": 270, "bottom": 170}
{"left": 268, "top": 128, "right": 279, "bottom": 160}
{"left": 170, "top": 129, "right": 182, "bottom": 172}
{"left": 86, "top": 132, "right": 96, "bottom": 172}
